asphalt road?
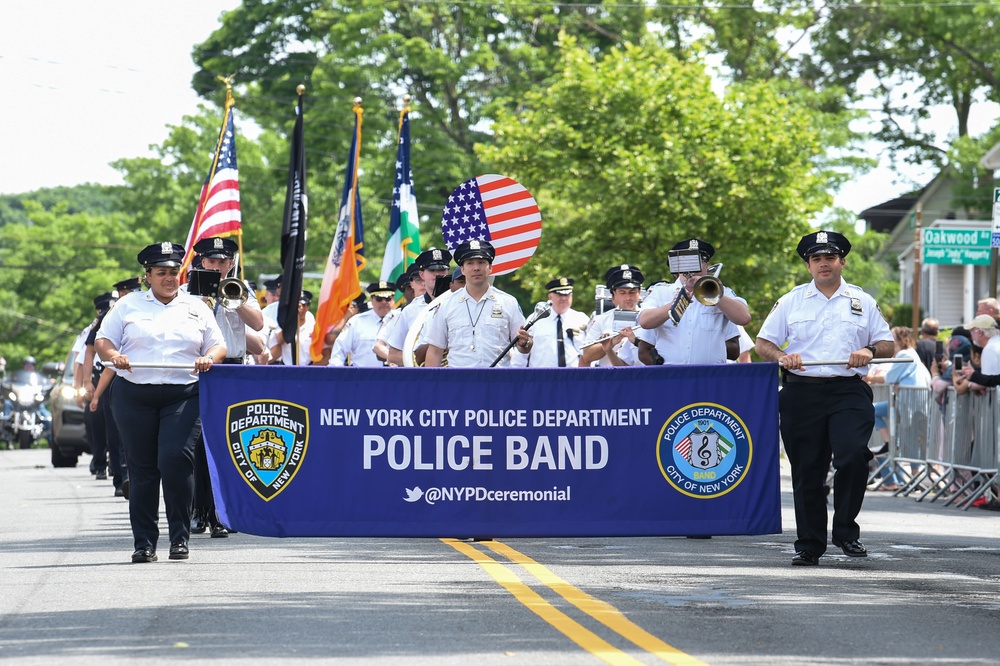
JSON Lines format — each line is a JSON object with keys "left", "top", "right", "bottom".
{"left": 2, "top": 447, "right": 998, "bottom": 665}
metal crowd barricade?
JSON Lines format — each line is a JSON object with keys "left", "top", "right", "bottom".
{"left": 866, "top": 383, "right": 893, "bottom": 488}
{"left": 915, "top": 386, "right": 961, "bottom": 503}
{"left": 943, "top": 389, "right": 999, "bottom": 510}
{"left": 879, "top": 384, "right": 1000, "bottom": 510}
{"left": 890, "top": 386, "right": 936, "bottom": 497}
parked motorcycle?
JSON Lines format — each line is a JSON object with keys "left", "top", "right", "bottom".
{"left": 1, "top": 370, "right": 53, "bottom": 450}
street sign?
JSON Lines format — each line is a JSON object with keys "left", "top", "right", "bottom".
{"left": 921, "top": 227, "right": 991, "bottom": 265}
{"left": 992, "top": 188, "right": 1000, "bottom": 247}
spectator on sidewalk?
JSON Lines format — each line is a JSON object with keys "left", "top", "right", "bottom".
{"left": 915, "top": 318, "right": 943, "bottom": 375}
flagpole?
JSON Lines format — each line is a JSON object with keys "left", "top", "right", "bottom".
{"left": 180, "top": 75, "right": 237, "bottom": 278}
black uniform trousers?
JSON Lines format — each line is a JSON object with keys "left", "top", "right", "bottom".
{"left": 194, "top": 357, "right": 242, "bottom": 527}
{"left": 778, "top": 375, "right": 874, "bottom": 556}
{"left": 111, "top": 380, "right": 200, "bottom": 551}
{"left": 84, "top": 397, "right": 108, "bottom": 474}
{"left": 101, "top": 376, "right": 127, "bottom": 489}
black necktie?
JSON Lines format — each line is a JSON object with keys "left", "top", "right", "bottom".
{"left": 556, "top": 315, "right": 566, "bottom": 367}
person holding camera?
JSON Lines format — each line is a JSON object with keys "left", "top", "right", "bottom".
{"left": 579, "top": 264, "right": 644, "bottom": 367}
{"left": 95, "top": 242, "right": 227, "bottom": 563}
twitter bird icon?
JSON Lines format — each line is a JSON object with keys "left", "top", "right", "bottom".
{"left": 403, "top": 487, "right": 424, "bottom": 502}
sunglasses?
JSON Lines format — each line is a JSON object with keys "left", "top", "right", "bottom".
{"left": 373, "top": 295, "right": 393, "bottom": 303}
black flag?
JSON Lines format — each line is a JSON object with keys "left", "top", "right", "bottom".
{"left": 278, "top": 88, "right": 308, "bottom": 364}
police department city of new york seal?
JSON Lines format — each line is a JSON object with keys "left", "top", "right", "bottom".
{"left": 656, "top": 402, "right": 752, "bottom": 499}
{"left": 227, "top": 399, "right": 309, "bottom": 501}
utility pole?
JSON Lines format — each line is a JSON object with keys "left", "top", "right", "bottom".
{"left": 912, "top": 204, "right": 922, "bottom": 333}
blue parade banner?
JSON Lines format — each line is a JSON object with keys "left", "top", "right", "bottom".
{"left": 200, "top": 364, "right": 781, "bottom": 538}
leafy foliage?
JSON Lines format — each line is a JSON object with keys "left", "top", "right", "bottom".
{"left": 479, "top": 39, "right": 835, "bottom": 327}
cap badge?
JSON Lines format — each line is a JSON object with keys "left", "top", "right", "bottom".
{"left": 213, "top": 238, "right": 224, "bottom": 249}
{"left": 622, "top": 270, "right": 632, "bottom": 280}
{"left": 160, "top": 241, "right": 172, "bottom": 254}
{"left": 559, "top": 278, "right": 568, "bottom": 286}
{"left": 817, "top": 231, "right": 828, "bottom": 244}
{"left": 470, "top": 240, "right": 480, "bottom": 249}
{"left": 432, "top": 249, "right": 442, "bottom": 260}
{"left": 688, "top": 240, "right": 699, "bottom": 250}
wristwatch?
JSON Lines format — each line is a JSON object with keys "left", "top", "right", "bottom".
{"left": 864, "top": 344, "right": 877, "bottom": 356}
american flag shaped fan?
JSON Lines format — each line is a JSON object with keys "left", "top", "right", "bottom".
{"left": 440, "top": 174, "right": 542, "bottom": 275}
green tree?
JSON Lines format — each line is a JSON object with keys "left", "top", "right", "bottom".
{"left": 191, "top": 0, "right": 653, "bottom": 256}
{"left": 809, "top": 0, "right": 1000, "bottom": 168}
{"left": 0, "top": 201, "right": 145, "bottom": 364}
{"left": 479, "top": 40, "right": 835, "bottom": 327}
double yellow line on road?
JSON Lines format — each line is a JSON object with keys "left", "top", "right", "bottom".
{"left": 443, "top": 539, "right": 709, "bottom": 666}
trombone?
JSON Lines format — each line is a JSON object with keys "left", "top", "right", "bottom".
{"left": 692, "top": 263, "right": 724, "bottom": 306}
{"left": 667, "top": 263, "right": 724, "bottom": 325}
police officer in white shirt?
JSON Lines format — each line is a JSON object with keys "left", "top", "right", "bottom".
{"left": 386, "top": 248, "right": 452, "bottom": 367}
{"left": 329, "top": 281, "right": 396, "bottom": 367}
{"left": 756, "top": 230, "right": 893, "bottom": 566}
{"left": 191, "top": 236, "right": 264, "bottom": 364}
{"left": 637, "top": 238, "right": 750, "bottom": 365}
{"left": 511, "top": 277, "right": 587, "bottom": 368}
{"left": 373, "top": 268, "right": 416, "bottom": 366}
{"left": 580, "top": 264, "right": 644, "bottom": 367}
{"left": 95, "top": 241, "right": 227, "bottom": 564}
{"left": 424, "top": 240, "right": 530, "bottom": 368}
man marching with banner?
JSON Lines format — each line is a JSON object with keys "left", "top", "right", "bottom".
{"left": 311, "top": 98, "right": 367, "bottom": 363}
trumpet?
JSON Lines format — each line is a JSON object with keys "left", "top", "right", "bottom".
{"left": 218, "top": 277, "right": 249, "bottom": 311}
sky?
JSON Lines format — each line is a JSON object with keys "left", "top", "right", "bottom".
{"left": 1, "top": 1, "right": 998, "bottom": 218}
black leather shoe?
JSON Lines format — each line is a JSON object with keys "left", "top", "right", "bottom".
{"left": 191, "top": 510, "right": 207, "bottom": 534}
{"left": 791, "top": 551, "right": 819, "bottom": 566}
{"left": 96, "top": 470, "right": 108, "bottom": 481}
{"left": 210, "top": 524, "right": 230, "bottom": 538}
{"left": 114, "top": 486, "right": 124, "bottom": 497}
{"left": 168, "top": 542, "right": 189, "bottom": 560}
{"left": 131, "top": 547, "right": 157, "bottom": 563}
{"left": 832, "top": 539, "right": 868, "bottom": 557}
{"left": 120, "top": 478, "right": 130, "bottom": 500}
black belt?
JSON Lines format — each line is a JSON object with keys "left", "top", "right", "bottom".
{"left": 222, "top": 357, "right": 245, "bottom": 365}
{"left": 782, "top": 372, "right": 860, "bottom": 385}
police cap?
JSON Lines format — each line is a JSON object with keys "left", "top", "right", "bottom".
{"left": 671, "top": 238, "right": 715, "bottom": 262}
{"left": 93, "top": 292, "right": 116, "bottom": 313}
{"left": 299, "top": 290, "right": 313, "bottom": 305}
{"left": 414, "top": 247, "right": 453, "bottom": 271}
{"left": 797, "top": 230, "right": 851, "bottom": 260}
{"left": 367, "top": 281, "right": 396, "bottom": 298}
{"left": 137, "top": 242, "right": 186, "bottom": 268}
{"left": 396, "top": 264, "right": 420, "bottom": 291}
{"left": 604, "top": 264, "right": 645, "bottom": 291}
{"left": 546, "top": 277, "right": 575, "bottom": 295}
{"left": 193, "top": 236, "right": 238, "bottom": 259}
{"left": 454, "top": 240, "right": 496, "bottom": 265}
{"left": 113, "top": 277, "right": 142, "bottom": 293}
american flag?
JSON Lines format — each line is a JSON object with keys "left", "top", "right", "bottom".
{"left": 440, "top": 174, "right": 541, "bottom": 275}
{"left": 675, "top": 432, "right": 733, "bottom": 462}
{"left": 181, "top": 100, "right": 242, "bottom": 280}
